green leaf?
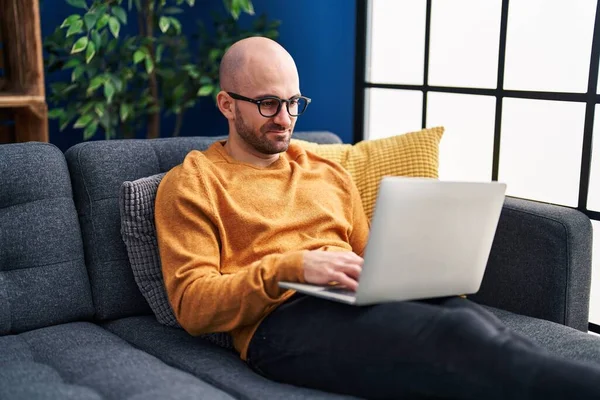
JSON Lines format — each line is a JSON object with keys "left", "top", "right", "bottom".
{"left": 50, "top": 82, "right": 68, "bottom": 93}
{"left": 104, "top": 81, "right": 116, "bottom": 104}
{"left": 173, "top": 85, "right": 186, "bottom": 101}
{"left": 88, "top": 75, "right": 105, "bottom": 92}
{"left": 71, "top": 65, "right": 85, "bottom": 81}
{"left": 108, "top": 16, "right": 121, "bottom": 38}
{"left": 62, "top": 58, "right": 81, "bottom": 69}
{"left": 107, "top": 38, "right": 118, "bottom": 53}
{"left": 120, "top": 103, "right": 132, "bottom": 122}
{"left": 71, "top": 36, "right": 89, "bottom": 54}
{"left": 66, "top": 0, "right": 88, "bottom": 10}
{"left": 185, "top": 65, "right": 200, "bottom": 79}
{"left": 208, "top": 48, "right": 221, "bottom": 62}
{"left": 59, "top": 112, "right": 76, "bottom": 131}
{"left": 95, "top": 4, "right": 108, "bottom": 16}
{"left": 110, "top": 75, "right": 124, "bottom": 92}
{"left": 236, "top": 0, "right": 254, "bottom": 15}
{"left": 145, "top": 56, "right": 154, "bottom": 74}
{"left": 266, "top": 30, "right": 279, "bottom": 39}
{"left": 133, "top": 49, "right": 146, "bottom": 64}
{"left": 60, "top": 14, "right": 81, "bottom": 28}
{"left": 156, "top": 44, "right": 164, "bottom": 63}
{"left": 95, "top": 103, "right": 106, "bottom": 117}
{"left": 81, "top": 102, "right": 95, "bottom": 114}
{"left": 163, "top": 7, "right": 183, "bottom": 14}
{"left": 186, "top": 0, "right": 195, "bottom": 5}
{"left": 83, "top": 121, "right": 99, "bottom": 140}
{"left": 74, "top": 114, "right": 93, "bottom": 128}
{"left": 96, "top": 14, "right": 110, "bottom": 29}
{"left": 168, "top": 17, "right": 182, "bottom": 34}
{"left": 48, "top": 109, "right": 65, "bottom": 119}
{"left": 197, "top": 85, "right": 214, "bottom": 96}
{"left": 91, "top": 29, "right": 102, "bottom": 49}
{"left": 84, "top": 12, "right": 100, "bottom": 31}
{"left": 158, "top": 16, "right": 170, "bottom": 33}
{"left": 112, "top": 6, "right": 127, "bottom": 24}
{"left": 66, "top": 19, "right": 84, "bottom": 37}
{"left": 85, "top": 40, "right": 96, "bottom": 63}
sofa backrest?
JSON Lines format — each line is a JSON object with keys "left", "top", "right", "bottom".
{"left": 0, "top": 143, "right": 95, "bottom": 334}
{"left": 64, "top": 132, "right": 342, "bottom": 321}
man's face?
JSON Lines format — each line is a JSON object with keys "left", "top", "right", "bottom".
{"left": 230, "top": 58, "right": 300, "bottom": 155}
{"left": 233, "top": 99, "right": 297, "bottom": 155}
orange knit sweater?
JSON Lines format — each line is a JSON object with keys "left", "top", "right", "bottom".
{"left": 155, "top": 141, "right": 370, "bottom": 360}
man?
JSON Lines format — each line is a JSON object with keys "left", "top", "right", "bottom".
{"left": 155, "top": 37, "right": 600, "bottom": 399}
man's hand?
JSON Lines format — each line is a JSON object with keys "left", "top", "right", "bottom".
{"left": 302, "top": 251, "right": 364, "bottom": 291}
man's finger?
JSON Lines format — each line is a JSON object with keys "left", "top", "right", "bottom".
{"left": 336, "top": 264, "right": 362, "bottom": 279}
{"left": 342, "top": 253, "right": 364, "bottom": 266}
{"left": 331, "top": 271, "right": 358, "bottom": 291}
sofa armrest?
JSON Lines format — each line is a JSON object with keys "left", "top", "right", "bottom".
{"left": 469, "top": 196, "right": 592, "bottom": 332}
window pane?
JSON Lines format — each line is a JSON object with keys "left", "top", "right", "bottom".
{"left": 504, "top": 0, "right": 596, "bottom": 93}
{"left": 426, "top": 92, "right": 496, "bottom": 181}
{"left": 591, "top": 221, "right": 600, "bottom": 325}
{"left": 499, "top": 98, "right": 585, "bottom": 206}
{"left": 587, "top": 106, "right": 600, "bottom": 210}
{"left": 428, "top": 0, "right": 502, "bottom": 89}
{"left": 365, "top": 88, "right": 422, "bottom": 140}
{"left": 368, "top": 0, "right": 426, "bottom": 85}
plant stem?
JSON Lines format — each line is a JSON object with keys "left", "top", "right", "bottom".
{"left": 144, "top": 0, "right": 160, "bottom": 139}
{"left": 174, "top": 112, "right": 183, "bottom": 136}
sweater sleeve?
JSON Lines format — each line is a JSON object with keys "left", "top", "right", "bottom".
{"left": 155, "top": 164, "right": 305, "bottom": 336}
{"left": 348, "top": 179, "right": 370, "bottom": 258}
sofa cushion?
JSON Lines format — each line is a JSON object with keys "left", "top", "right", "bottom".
{"left": 0, "top": 143, "right": 94, "bottom": 335}
{"left": 0, "top": 321, "right": 233, "bottom": 399}
{"left": 65, "top": 132, "right": 342, "bottom": 321}
{"left": 485, "top": 305, "right": 600, "bottom": 365}
{"left": 292, "top": 127, "right": 444, "bottom": 219}
{"left": 103, "top": 315, "right": 358, "bottom": 400}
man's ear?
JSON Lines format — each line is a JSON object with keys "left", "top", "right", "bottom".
{"left": 216, "top": 91, "right": 234, "bottom": 120}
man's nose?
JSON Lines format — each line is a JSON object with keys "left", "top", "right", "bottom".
{"left": 272, "top": 103, "right": 292, "bottom": 126}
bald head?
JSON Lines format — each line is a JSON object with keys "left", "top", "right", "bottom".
{"left": 219, "top": 37, "right": 299, "bottom": 93}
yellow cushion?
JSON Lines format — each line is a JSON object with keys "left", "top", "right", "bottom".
{"left": 292, "top": 126, "right": 444, "bottom": 220}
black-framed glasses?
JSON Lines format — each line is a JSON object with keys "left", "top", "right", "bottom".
{"left": 227, "top": 92, "right": 311, "bottom": 117}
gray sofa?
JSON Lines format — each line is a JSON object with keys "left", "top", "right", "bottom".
{"left": 1, "top": 132, "right": 600, "bottom": 399}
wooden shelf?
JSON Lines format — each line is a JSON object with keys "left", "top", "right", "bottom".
{"left": 0, "top": 93, "right": 45, "bottom": 108}
{"left": 0, "top": 0, "right": 48, "bottom": 144}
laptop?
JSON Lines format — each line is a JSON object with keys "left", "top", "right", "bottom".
{"left": 278, "top": 177, "right": 507, "bottom": 305}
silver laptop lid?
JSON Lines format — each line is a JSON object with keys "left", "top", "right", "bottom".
{"left": 355, "top": 177, "right": 506, "bottom": 305}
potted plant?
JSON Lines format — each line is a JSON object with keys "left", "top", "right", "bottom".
{"left": 44, "top": 0, "right": 280, "bottom": 140}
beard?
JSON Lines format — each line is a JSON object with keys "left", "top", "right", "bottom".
{"left": 234, "top": 105, "right": 291, "bottom": 155}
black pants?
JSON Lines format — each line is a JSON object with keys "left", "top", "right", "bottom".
{"left": 247, "top": 294, "right": 600, "bottom": 399}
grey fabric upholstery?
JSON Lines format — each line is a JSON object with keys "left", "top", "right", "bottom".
{"left": 65, "top": 132, "right": 342, "bottom": 321}
{"left": 485, "top": 306, "right": 600, "bottom": 366}
{"left": 0, "top": 143, "right": 94, "bottom": 334}
{"left": 102, "top": 316, "right": 359, "bottom": 400}
{"left": 471, "top": 196, "right": 592, "bottom": 331}
{"left": 0, "top": 321, "right": 234, "bottom": 400}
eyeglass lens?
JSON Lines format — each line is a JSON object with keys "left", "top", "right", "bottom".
{"left": 259, "top": 97, "right": 308, "bottom": 117}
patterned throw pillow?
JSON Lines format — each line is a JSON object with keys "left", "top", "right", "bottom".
{"left": 119, "top": 174, "right": 234, "bottom": 350}
{"left": 292, "top": 126, "right": 444, "bottom": 220}
{"left": 119, "top": 127, "right": 444, "bottom": 348}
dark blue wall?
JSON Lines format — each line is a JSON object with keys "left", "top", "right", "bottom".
{"left": 40, "top": 0, "right": 356, "bottom": 152}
